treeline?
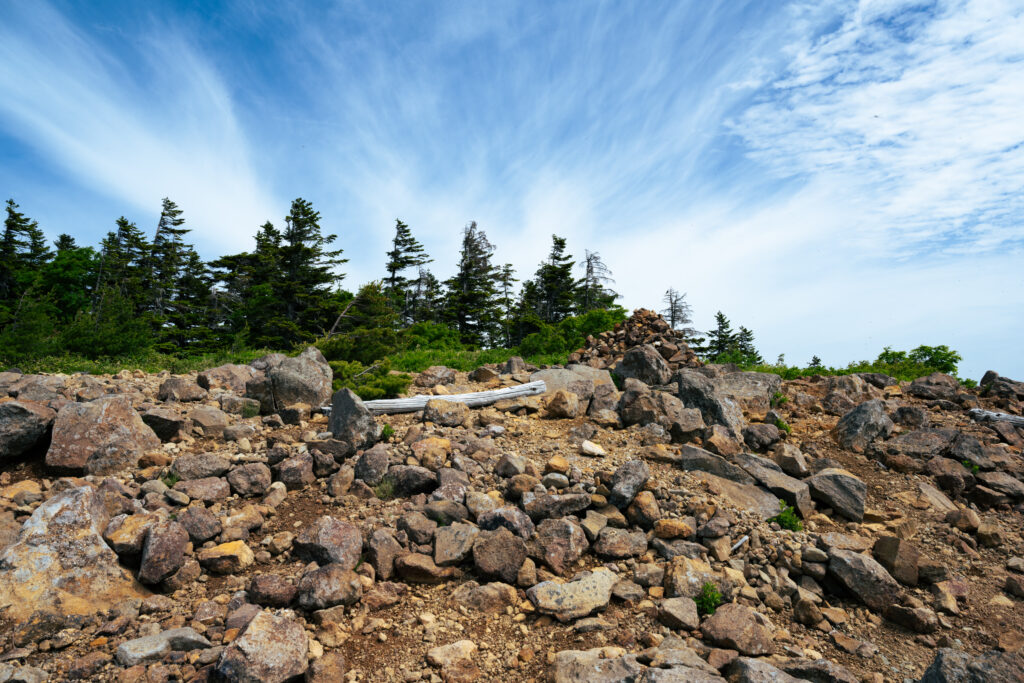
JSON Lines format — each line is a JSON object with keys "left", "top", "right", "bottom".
{"left": 0, "top": 197, "right": 625, "bottom": 370}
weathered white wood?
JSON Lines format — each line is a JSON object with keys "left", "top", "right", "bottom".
{"left": 968, "top": 408, "right": 1024, "bottom": 427}
{"left": 323, "top": 380, "right": 547, "bottom": 415}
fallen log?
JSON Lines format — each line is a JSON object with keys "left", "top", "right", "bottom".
{"left": 323, "top": 380, "right": 548, "bottom": 416}
{"left": 968, "top": 408, "right": 1024, "bottom": 427}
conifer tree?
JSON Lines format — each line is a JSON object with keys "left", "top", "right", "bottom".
{"left": 407, "top": 267, "right": 443, "bottom": 325}
{"left": 705, "top": 311, "right": 736, "bottom": 360}
{"left": 736, "top": 326, "right": 763, "bottom": 365}
{"left": 54, "top": 234, "right": 78, "bottom": 252}
{"left": 279, "top": 198, "right": 347, "bottom": 340}
{"left": 443, "top": 222, "right": 500, "bottom": 346}
{"left": 533, "top": 235, "right": 577, "bottom": 323}
{"left": 384, "top": 219, "right": 431, "bottom": 323}
{"left": 495, "top": 263, "right": 518, "bottom": 347}
{"left": 1, "top": 199, "right": 52, "bottom": 305}
{"left": 147, "top": 198, "right": 191, "bottom": 320}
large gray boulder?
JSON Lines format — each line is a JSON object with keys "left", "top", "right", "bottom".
{"left": 919, "top": 648, "right": 1024, "bottom": 683}
{"left": 828, "top": 548, "right": 901, "bottom": 612}
{"left": 0, "top": 400, "right": 56, "bottom": 461}
{"left": 676, "top": 370, "right": 746, "bottom": 437}
{"left": 832, "top": 399, "right": 893, "bottom": 452}
{"left": 807, "top": 468, "right": 866, "bottom": 522}
{"left": 614, "top": 344, "right": 673, "bottom": 386}
{"left": 713, "top": 372, "right": 782, "bottom": 421}
{"left": 328, "top": 388, "right": 380, "bottom": 451}
{"left": 198, "top": 363, "right": 261, "bottom": 394}
{"left": 246, "top": 346, "right": 333, "bottom": 414}
{"left": 45, "top": 396, "right": 160, "bottom": 474}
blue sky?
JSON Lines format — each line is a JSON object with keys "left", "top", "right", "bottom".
{"left": 1, "top": 0, "right": 1022, "bottom": 379}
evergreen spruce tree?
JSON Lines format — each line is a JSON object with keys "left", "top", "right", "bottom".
{"left": 147, "top": 198, "right": 192, "bottom": 321}
{"left": 495, "top": 263, "right": 518, "bottom": 347}
{"left": 54, "top": 234, "right": 78, "bottom": 252}
{"left": 164, "top": 249, "right": 215, "bottom": 351}
{"left": 533, "top": 235, "right": 577, "bottom": 323}
{"left": 705, "top": 311, "right": 736, "bottom": 360}
{"left": 809, "top": 355, "right": 823, "bottom": 369}
{"left": 384, "top": 219, "right": 431, "bottom": 323}
{"left": 443, "top": 222, "right": 500, "bottom": 346}
{"left": 1, "top": 199, "right": 52, "bottom": 306}
{"left": 96, "top": 217, "right": 150, "bottom": 313}
{"left": 279, "top": 198, "right": 347, "bottom": 341}
{"left": 736, "top": 326, "right": 763, "bottom": 365}
{"left": 407, "top": 267, "right": 443, "bottom": 325}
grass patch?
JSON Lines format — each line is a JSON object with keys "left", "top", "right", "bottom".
{"left": 774, "top": 417, "right": 791, "bottom": 434}
{"left": 962, "top": 459, "right": 980, "bottom": 473}
{"left": 695, "top": 582, "right": 723, "bottom": 616}
{"left": 770, "top": 391, "right": 788, "bottom": 407}
{"left": 388, "top": 347, "right": 566, "bottom": 373}
{"left": 161, "top": 472, "right": 181, "bottom": 489}
{"left": 769, "top": 501, "right": 803, "bottom": 532}
{"left": 380, "top": 424, "right": 395, "bottom": 441}
{"left": 373, "top": 477, "right": 396, "bottom": 501}
{"left": 241, "top": 402, "right": 261, "bottom": 419}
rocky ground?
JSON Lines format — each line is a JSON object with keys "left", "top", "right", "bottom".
{"left": 1, "top": 312, "right": 1023, "bottom": 682}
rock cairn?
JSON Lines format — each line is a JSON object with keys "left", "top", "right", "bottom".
{"left": 568, "top": 308, "right": 702, "bottom": 372}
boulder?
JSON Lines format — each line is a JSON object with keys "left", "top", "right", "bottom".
{"left": 615, "top": 344, "right": 673, "bottom": 386}
{"left": 713, "top": 371, "right": 782, "bottom": 421}
{"left": 0, "top": 486, "right": 148, "bottom": 621}
{"left": 157, "top": 377, "right": 207, "bottom": 402}
{"left": 733, "top": 453, "right": 814, "bottom": 518}
{"left": 137, "top": 520, "right": 188, "bottom": 584}
{"left": 141, "top": 408, "right": 192, "bottom": 442}
{"left": 414, "top": 366, "right": 456, "bottom": 388}
{"left": 700, "top": 603, "right": 774, "bottom": 656}
{"left": 473, "top": 527, "right": 526, "bottom": 584}
{"left": 918, "top": 648, "right": 1024, "bottom": 683}
{"left": 0, "top": 400, "right": 56, "bottom": 461}
{"left": 832, "top": 400, "right": 893, "bottom": 453}
{"left": 217, "top": 610, "right": 309, "bottom": 683}
{"left": 531, "top": 518, "right": 589, "bottom": 575}
{"left": 423, "top": 399, "right": 470, "bottom": 427}
{"left": 608, "top": 460, "right": 650, "bottom": 508}
{"left": 806, "top": 468, "right": 866, "bottom": 522}
{"left": 246, "top": 346, "right": 333, "bottom": 414}
{"left": 296, "top": 564, "right": 363, "bottom": 610}
{"left": 905, "top": 373, "right": 960, "bottom": 401}
{"left": 293, "top": 516, "right": 362, "bottom": 570}
{"left": 115, "top": 627, "right": 210, "bottom": 667}
{"left": 828, "top": 548, "right": 901, "bottom": 612}
{"left": 171, "top": 452, "right": 231, "bottom": 480}
{"left": 354, "top": 443, "right": 390, "bottom": 485}
{"left": 527, "top": 569, "right": 618, "bottom": 621}
{"left": 198, "top": 363, "right": 261, "bottom": 394}
{"left": 676, "top": 370, "right": 746, "bottom": 437}
{"left": 45, "top": 396, "right": 160, "bottom": 474}
{"left": 328, "top": 388, "right": 380, "bottom": 452}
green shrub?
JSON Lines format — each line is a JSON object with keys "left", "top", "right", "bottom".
{"left": 774, "top": 417, "right": 791, "bottom": 434}
{"left": 962, "top": 459, "right": 979, "bottom": 473}
{"left": 241, "top": 402, "right": 261, "bottom": 419}
{"left": 161, "top": 472, "right": 181, "bottom": 489}
{"left": 769, "top": 501, "right": 803, "bottom": 531}
{"left": 329, "top": 359, "right": 411, "bottom": 400}
{"left": 695, "top": 582, "right": 723, "bottom": 616}
{"left": 381, "top": 424, "right": 395, "bottom": 440}
{"left": 373, "top": 477, "right": 396, "bottom": 501}
{"left": 770, "top": 392, "right": 788, "bottom": 407}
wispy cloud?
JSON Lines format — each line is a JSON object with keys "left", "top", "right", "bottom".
{"left": 0, "top": 2, "right": 278, "bottom": 246}
{"left": 0, "top": 0, "right": 1021, "bottom": 378}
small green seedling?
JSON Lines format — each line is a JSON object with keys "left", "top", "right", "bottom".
{"left": 770, "top": 392, "right": 789, "bottom": 407}
{"left": 695, "top": 582, "right": 723, "bottom": 616}
{"left": 769, "top": 500, "right": 803, "bottom": 532}
{"left": 962, "top": 459, "right": 979, "bottom": 473}
{"left": 161, "top": 472, "right": 181, "bottom": 489}
{"left": 381, "top": 424, "right": 395, "bottom": 440}
{"left": 774, "top": 417, "right": 791, "bottom": 434}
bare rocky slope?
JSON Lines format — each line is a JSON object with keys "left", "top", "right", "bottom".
{"left": 0, "top": 311, "right": 1023, "bottom": 682}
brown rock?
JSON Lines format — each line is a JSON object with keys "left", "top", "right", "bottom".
{"left": 701, "top": 603, "right": 774, "bottom": 655}
{"left": 46, "top": 396, "right": 160, "bottom": 474}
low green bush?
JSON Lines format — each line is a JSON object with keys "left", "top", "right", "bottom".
{"left": 695, "top": 582, "right": 723, "bottom": 616}
{"left": 329, "top": 359, "right": 411, "bottom": 400}
{"left": 769, "top": 501, "right": 803, "bottom": 531}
